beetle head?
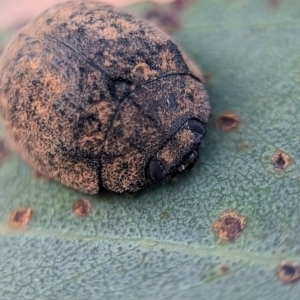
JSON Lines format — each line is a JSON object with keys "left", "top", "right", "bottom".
{"left": 146, "top": 119, "right": 205, "bottom": 183}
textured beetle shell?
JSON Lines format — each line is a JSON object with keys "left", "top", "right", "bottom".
{"left": 0, "top": 1, "right": 210, "bottom": 194}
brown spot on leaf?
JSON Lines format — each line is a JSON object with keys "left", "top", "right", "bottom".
{"left": 0, "top": 140, "right": 10, "bottom": 164}
{"left": 213, "top": 211, "right": 246, "bottom": 242}
{"left": 73, "top": 199, "right": 91, "bottom": 217}
{"left": 144, "top": 8, "right": 180, "bottom": 34}
{"left": 203, "top": 73, "right": 211, "bottom": 82}
{"left": 171, "top": 0, "right": 192, "bottom": 10}
{"left": 278, "top": 262, "right": 300, "bottom": 283}
{"left": 268, "top": 0, "right": 280, "bottom": 8}
{"left": 161, "top": 211, "right": 170, "bottom": 219}
{"left": 272, "top": 151, "right": 291, "bottom": 171}
{"left": 9, "top": 207, "right": 33, "bottom": 227}
{"left": 32, "top": 169, "right": 48, "bottom": 180}
{"left": 220, "top": 265, "right": 230, "bottom": 273}
{"left": 144, "top": 0, "right": 191, "bottom": 34}
{"left": 215, "top": 112, "right": 240, "bottom": 132}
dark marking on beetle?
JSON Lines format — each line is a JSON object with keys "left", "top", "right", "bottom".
{"left": 46, "top": 18, "right": 53, "bottom": 25}
{"left": 161, "top": 211, "right": 170, "bottom": 219}
{"left": 215, "top": 112, "right": 240, "bottom": 132}
{"left": 9, "top": 207, "right": 33, "bottom": 227}
{"left": 0, "top": 140, "right": 10, "bottom": 164}
{"left": 168, "top": 93, "right": 177, "bottom": 110}
{"left": 272, "top": 151, "right": 291, "bottom": 171}
{"left": 213, "top": 211, "right": 246, "bottom": 242}
{"left": 73, "top": 199, "right": 91, "bottom": 216}
{"left": 278, "top": 262, "right": 300, "bottom": 283}
{"left": 112, "top": 79, "right": 132, "bottom": 101}
{"left": 77, "top": 26, "right": 85, "bottom": 34}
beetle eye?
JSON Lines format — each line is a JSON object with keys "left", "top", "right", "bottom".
{"left": 187, "top": 120, "right": 205, "bottom": 137}
{"left": 148, "top": 160, "right": 163, "bottom": 182}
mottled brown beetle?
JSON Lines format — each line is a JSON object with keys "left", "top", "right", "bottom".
{"left": 0, "top": 1, "right": 210, "bottom": 194}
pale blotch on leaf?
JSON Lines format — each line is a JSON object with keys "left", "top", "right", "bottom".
{"left": 9, "top": 207, "right": 33, "bottom": 227}
{"left": 278, "top": 262, "right": 300, "bottom": 283}
{"left": 161, "top": 211, "right": 170, "bottom": 219}
{"left": 73, "top": 199, "right": 91, "bottom": 217}
{"left": 272, "top": 151, "right": 291, "bottom": 171}
{"left": 215, "top": 112, "right": 240, "bottom": 132}
{"left": 237, "top": 142, "right": 250, "bottom": 151}
{"left": 213, "top": 211, "right": 246, "bottom": 242}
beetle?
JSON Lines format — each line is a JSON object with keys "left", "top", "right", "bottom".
{"left": 0, "top": 0, "right": 210, "bottom": 194}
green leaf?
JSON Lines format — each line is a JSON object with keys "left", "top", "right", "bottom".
{"left": 1, "top": 0, "right": 300, "bottom": 298}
